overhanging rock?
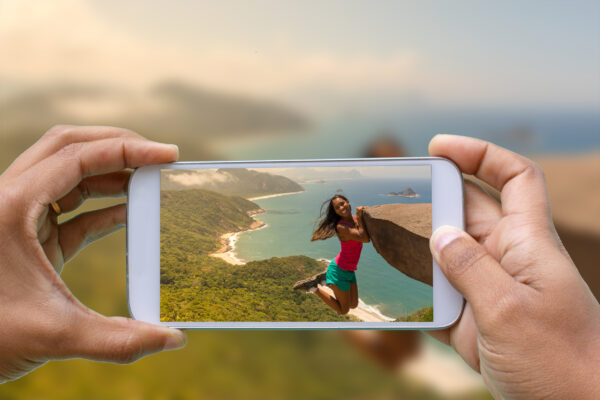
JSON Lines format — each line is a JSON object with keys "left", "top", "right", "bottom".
{"left": 362, "top": 203, "right": 432, "bottom": 286}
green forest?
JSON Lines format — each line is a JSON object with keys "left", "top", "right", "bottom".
{"left": 160, "top": 189, "right": 352, "bottom": 322}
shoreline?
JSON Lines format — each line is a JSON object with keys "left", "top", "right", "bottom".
{"left": 209, "top": 209, "right": 267, "bottom": 265}
{"left": 317, "top": 285, "right": 395, "bottom": 323}
{"left": 247, "top": 190, "right": 304, "bottom": 201}
{"left": 211, "top": 189, "right": 305, "bottom": 264}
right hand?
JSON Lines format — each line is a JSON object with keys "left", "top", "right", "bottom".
{"left": 428, "top": 135, "right": 600, "bottom": 399}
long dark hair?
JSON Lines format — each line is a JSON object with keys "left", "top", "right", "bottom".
{"left": 311, "top": 194, "right": 350, "bottom": 241}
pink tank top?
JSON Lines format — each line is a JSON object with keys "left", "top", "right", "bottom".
{"left": 334, "top": 218, "right": 363, "bottom": 271}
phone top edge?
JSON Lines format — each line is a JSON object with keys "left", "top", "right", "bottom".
{"left": 149, "top": 156, "right": 449, "bottom": 168}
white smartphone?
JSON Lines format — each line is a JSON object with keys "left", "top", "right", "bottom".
{"left": 127, "top": 158, "right": 464, "bottom": 329}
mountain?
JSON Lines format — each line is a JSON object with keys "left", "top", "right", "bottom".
{"left": 160, "top": 189, "right": 262, "bottom": 259}
{"left": 161, "top": 168, "right": 304, "bottom": 198}
{"left": 0, "top": 81, "right": 311, "bottom": 170}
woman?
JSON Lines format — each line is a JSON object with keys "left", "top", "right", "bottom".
{"left": 306, "top": 194, "right": 370, "bottom": 315}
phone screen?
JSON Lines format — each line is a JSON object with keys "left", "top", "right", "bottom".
{"left": 159, "top": 165, "right": 432, "bottom": 323}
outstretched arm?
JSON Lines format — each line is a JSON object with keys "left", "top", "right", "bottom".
{"left": 336, "top": 208, "right": 370, "bottom": 242}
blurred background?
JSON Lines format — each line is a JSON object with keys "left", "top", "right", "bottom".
{"left": 1, "top": 0, "right": 598, "bottom": 398}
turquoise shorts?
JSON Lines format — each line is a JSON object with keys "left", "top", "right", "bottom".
{"left": 326, "top": 260, "right": 357, "bottom": 292}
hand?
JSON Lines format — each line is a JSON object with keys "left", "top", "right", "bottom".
{"left": 0, "top": 125, "right": 186, "bottom": 383}
{"left": 428, "top": 135, "right": 600, "bottom": 399}
{"left": 356, "top": 206, "right": 365, "bottom": 215}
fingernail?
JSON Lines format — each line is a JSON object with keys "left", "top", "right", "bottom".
{"left": 431, "top": 226, "right": 462, "bottom": 257}
{"left": 163, "top": 329, "right": 186, "bottom": 350}
{"left": 153, "top": 143, "right": 179, "bottom": 158}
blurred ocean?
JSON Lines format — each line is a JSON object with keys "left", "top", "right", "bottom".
{"left": 234, "top": 177, "right": 433, "bottom": 319}
{"left": 216, "top": 109, "right": 600, "bottom": 159}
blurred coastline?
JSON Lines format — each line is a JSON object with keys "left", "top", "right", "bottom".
{"left": 1, "top": 0, "right": 598, "bottom": 398}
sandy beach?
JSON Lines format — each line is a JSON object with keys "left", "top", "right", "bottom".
{"left": 247, "top": 190, "right": 304, "bottom": 201}
{"left": 209, "top": 212, "right": 267, "bottom": 265}
{"left": 211, "top": 189, "right": 305, "bottom": 264}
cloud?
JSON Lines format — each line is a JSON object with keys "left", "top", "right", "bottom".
{"left": 167, "top": 171, "right": 237, "bottom": 187}
{"left": 0, "top": 0, "right": 421, "bottom": 111}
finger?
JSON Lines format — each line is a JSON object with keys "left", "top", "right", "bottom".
{"left": 429, "top": 134, "right": 550, "bottom": 219}
{"left": 56, "top": 170, "right": 131, "bottom": 214}
{"left": 4, "top": 125, "right": 142, "bottom": 180}
{"left": 69, "top": 314, "right": 186, "bottom": 364}
{"left": 19, "top": 137, "right": 178, "bottom": 208}
{"left": 430, "top": 225, "right": 516, "bottom": 318}
{"left": 463, "top": 179, "right": 502, "bottom": 244}
{"left": 58, "top": 204, "right": 126, "bottom": 261}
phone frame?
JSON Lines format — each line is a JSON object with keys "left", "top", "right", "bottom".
{"left": 127, "top": 157, "right": 464, "bottom": 329}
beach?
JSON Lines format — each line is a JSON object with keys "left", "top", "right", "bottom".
{"left": 247, "top": 190, "right": 305, "bottom": 201}
{"left": 317, "top": 285, "right": 395, "bottom": 322}
{"left": 210, "top": 190, "right": 305, "bottom": 263}
{"left": 209, "top": 217, "right": 267, "bottom": 265}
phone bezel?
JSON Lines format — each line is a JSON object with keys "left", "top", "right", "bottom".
{"left": 127, "top": 157, "right": 464, "bottom": 329}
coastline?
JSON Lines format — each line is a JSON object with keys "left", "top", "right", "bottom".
{"left": 247, "top": 190, "right": 304, "bottom": 201}
{"left": 211, "top": 190, "right": 304, "bottom": 264}
{"left": 209, "top": 210, "right": 267, "bottom": 265}
{"left": 317, "top": 285, "right": 395, "bottom": 323}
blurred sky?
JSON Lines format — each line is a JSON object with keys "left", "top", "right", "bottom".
{"left": 1, "top": 0, "right": 598, "bottom": 116}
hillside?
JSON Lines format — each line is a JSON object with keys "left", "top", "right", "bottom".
{"left": 161, "top": 255, "right": 353, "bottom": 322}
{"left": 395, "top": 306, "right": 433, "bottom": 322}
{"left": 0, "top": 81, "right": 310, "bottom": 171}
{"left": 161, "top": 168, "right": 304, "bottom": 198}
{"left": 160, "top": 189, "right": 350, "bottom": 322}
{"left": 160, "top": 189, "right": 261, "bottom": 258}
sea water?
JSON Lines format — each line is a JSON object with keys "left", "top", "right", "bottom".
{"left": 234, "top": 178, "right": 433, "bottom": 319}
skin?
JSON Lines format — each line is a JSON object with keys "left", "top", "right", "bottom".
{"left": 347, "top": 135, "right": 600, "bottom": 399}
{"left": 0, "top": 125, "right": 187, "bottom": 383}
{"left": 314, "top": 198, "right": 370, "bottom": 314}
{"left": 424, "top": 135, "right": 600, "bottom": 399}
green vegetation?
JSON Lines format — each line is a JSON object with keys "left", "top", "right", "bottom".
{"left": 161, "top": 255, "right": 353, "bottom": 322}
{"left": 396, "top": 306, "right": 434, "bottom": 322}
{"left": 160, "top": 189, "right": 260, "bottom": 262}
{"left": 160, "top": 189, "right": 350, "bottom": 322}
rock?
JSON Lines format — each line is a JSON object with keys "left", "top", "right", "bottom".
{"left": 362, "top": 204, "right": 432, "bottom": 286}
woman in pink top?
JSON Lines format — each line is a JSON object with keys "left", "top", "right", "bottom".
{"left": 309, "top": 195, "right": 370, "bottom": 315}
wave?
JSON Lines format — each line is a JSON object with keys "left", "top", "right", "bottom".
{"left": 356, "top": 298, "right": 396, "bottom": 322}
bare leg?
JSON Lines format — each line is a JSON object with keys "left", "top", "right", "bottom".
{"left": 349, "top": 283, "right": 358, "bottom": 309}
{"left": 315, "top": 284, "right": 350, "bottom": 315}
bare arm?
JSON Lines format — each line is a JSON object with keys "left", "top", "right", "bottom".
{"left": 336, "top": 208, "right": 370, "bottom": 243}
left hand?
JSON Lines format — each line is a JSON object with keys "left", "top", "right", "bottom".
{"left": 0, "top": 125, "right": 186, "bottom": 383}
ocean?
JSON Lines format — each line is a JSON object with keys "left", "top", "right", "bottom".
{"left": 215, "top": 109, "right": 600, "bottom": 160}
{"left": 234, "top": 177, "right": 433, "bottom": 319}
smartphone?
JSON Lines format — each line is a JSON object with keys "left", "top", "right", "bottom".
{"left": 127, "top": 158, "right": 464, "bottom": 329}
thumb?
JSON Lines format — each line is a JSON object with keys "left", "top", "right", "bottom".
{"left": 69, "top": 314, "right": 186, "bottom": 364}
{"left": 430, "top": 226, "right": 515, "bottom": 315}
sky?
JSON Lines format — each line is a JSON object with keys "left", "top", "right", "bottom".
{"left": 250, "top": 166, "right": 431, "bottom": 180}
{"left": 1, "top": 0, "right": 598, "bottom": 115}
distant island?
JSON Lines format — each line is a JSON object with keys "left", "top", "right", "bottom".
{"left": 385, "top": 188, "right": 420, "bottom": 198}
